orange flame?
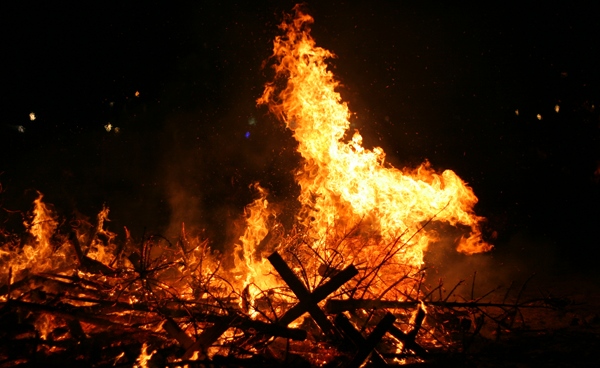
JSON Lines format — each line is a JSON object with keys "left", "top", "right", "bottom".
{"left": 234, "top": 184, "right": 285, "bottom": 312}
{"left": 86, "top": 205, "right": 117, "bottom": 266}
{"left": 25, "top": 192, "right": 59, "bottom": 266}
{"left": 257, "top": 6, "right": 491, "bottom": 275}
{"left": 7, "top": 192, "right": 63, "bottom": 280}
{"left": 134, "top": 343, "right": 156, "bottom": 368}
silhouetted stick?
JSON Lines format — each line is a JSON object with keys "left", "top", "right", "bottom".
{"left": 407, "top": 305, "right": 426, "bottom": 341}
{"left": 388, "top": 325, "right": 428, "bottom": 357}
{"left": 388, "top": 304, "right": 428, "bottom": 357}
{"left": 268, "top": 251, "right": 357, "bottom": 338}
{"left": 182, "top": 316, "right": 233, "bottom": 359}
{"left": 335, "top": 312, "right": 396, "bottom": 367}
{"left": 163, "top": 317, "right": 195, "bottom": 350}
{"left": 280, "top": 263, "right": 358, "bottom": 326}
{"left": 236, "top": 317, "right": 307, "bottom": 341}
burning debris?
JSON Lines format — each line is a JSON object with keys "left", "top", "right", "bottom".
{"left": 0, "top": 194, "right": 563, "bottom": 367}
{"left": 0, "top": 5, "right": 575, "bottom": 368}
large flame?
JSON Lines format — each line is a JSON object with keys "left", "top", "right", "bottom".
{"left": 256, "top": 6, "right": 491, "bottom": 274}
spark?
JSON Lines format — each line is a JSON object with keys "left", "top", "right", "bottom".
{"left": 104, "top": 123, "right": 112, "bottom": 132}
{"left": 17, "top": 125, "right": 25, "bottom": 133}
{"left": 515, "top": 109, "right": 519, "bottom": 116}
{"left": 29, "top": 112, "right": 36, "bottom": 121}
{"left": 135, "top": 91, "right": 140, "bottom": 97}
{"left": 554, "top": 104, "right": 560, "bottom": 113}
{"left": 113, "top": 352, "right": 126, "bottom": 365}
{"left": 536, "top": 114, "right": 542, "bottom": 120}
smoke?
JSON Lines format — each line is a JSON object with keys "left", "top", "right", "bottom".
{"left": 424, "top": 229, "right": 559, "bottom": 299}
{"left": 156, "top": 93, "right": 301, "bottom": 252}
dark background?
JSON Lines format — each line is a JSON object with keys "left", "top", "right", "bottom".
{"left": 2, "top": 1, "right": 599, "bottom": 274}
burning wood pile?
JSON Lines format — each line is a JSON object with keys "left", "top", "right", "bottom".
{"left": 1, "top": 5, "right": 556, "bottom": 367}
{"left": 0, "top": 199, "right": 546, "bottom": 367}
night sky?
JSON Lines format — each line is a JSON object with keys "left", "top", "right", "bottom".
{"left": 2, "top": 2, "right": 599, "bottom": 273}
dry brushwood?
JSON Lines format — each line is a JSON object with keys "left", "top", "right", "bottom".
{"left": 0, "top": 212, "right": 569, "bottom": 368}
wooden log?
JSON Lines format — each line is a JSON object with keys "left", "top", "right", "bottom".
{"left": 279, "top": 264, "right": 358, "bottom": 327}
{"left": 69, "top": 230, "right": 86, "bottom": 264}
{"left": 334, "top": 314, "right": 387, "bottom": 367}
{"left": 388, "top": 326, "right": 428, "bottom": 358}
{"left": 70, "top": 230, "right": 116, "bottom": 275}
{"left": 235, "top": 316, "right": 307, "bottom": 341}
{"left": 66, "top": 319, "right": 86, "bottom": 341}
{"left": 408, "top": 305, "right": 426, "bottom": 340}
{"left": 268, "top": 252, "right": 334, "bottom": 336}
{"left": 388, "top": 304, "right": 428, "bottom": 357}
{"left": 334, "top": 312, "right": 396, "bottom": 368}
{"left": 182, "top": 316, "right": 233, "bottom": 359}
{"left": 163, "top": 317, "right": 194, "bottom": 350}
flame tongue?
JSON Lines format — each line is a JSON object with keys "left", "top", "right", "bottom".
{"left": 257, "top": 6, "right": 491, "bottom": 270}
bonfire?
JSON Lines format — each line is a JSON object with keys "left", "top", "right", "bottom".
{"left": 1, "top": 6, "right": 555, "bottom": 368}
